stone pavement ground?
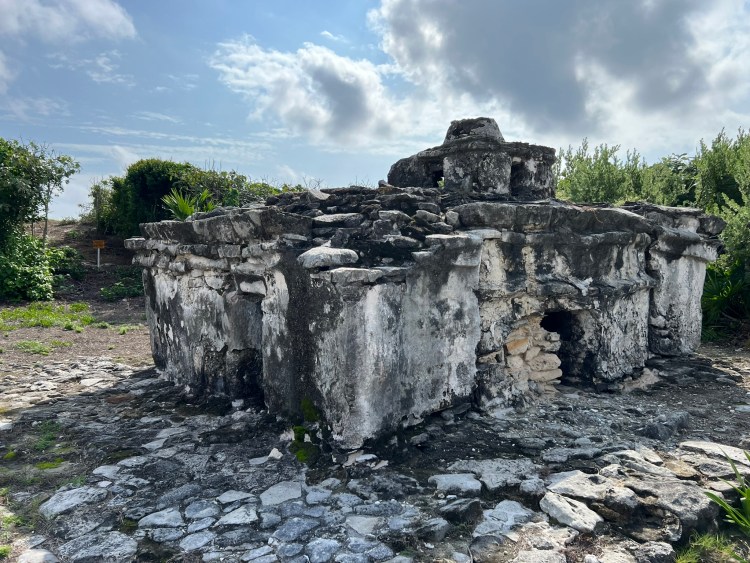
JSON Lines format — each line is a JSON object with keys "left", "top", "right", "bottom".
{"left": 2, "top": 351, "right": 750, "bottom": 562}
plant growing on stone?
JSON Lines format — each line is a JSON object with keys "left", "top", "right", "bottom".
{"left": 161, "top": 187, "right": 215, "bottom": 220}
{"left": 705, "top": 450, "right": 750, "bottom": 538}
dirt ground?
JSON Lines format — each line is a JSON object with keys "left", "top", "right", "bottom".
{"left": 1, "top": 220, "right": 153, "bottom": 372}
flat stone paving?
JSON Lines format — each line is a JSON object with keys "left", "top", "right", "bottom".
{"left": 3, "top": 351, "right": 750, "bottom": 562}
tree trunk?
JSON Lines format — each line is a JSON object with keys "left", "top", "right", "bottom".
{"left": 42, "top": 185, "right": 51, "bottom": 245}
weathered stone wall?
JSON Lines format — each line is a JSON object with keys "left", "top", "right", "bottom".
{"left": 126, "top": 119, "right": 723, "bottom": 448}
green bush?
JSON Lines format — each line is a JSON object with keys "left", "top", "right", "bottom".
{"left": 46, "top": 245, "right": 85, "bottom": 281}
{"left": 557, "top": 130, "right": 750, "bottom": 341}
{"left": 100, "top": 267, "right": 143, "bottom": 301}
{"left": 110, "top": 159, "right": 197, "bottom": 237}
{"left": 0, "top": 234, "right": 53, "bottom": 301}
{"left": 703, "top": 261, "right": 749, "bottom": 337}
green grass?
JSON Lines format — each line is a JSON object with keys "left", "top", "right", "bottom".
{"left": 33, "top": 421, "right": 61, "bottom": 452}
{"left": 65, "top": 475, "right": 86, "bottom": 487}
{"left": 116, "top": 324, "right": 141, "bottom": 335}
{"left": 0, "top": 452, "right": 15, "bottom": 462}
{"left": 0, "top": 302, "right": 94, "bottom": 332}
{"left": 0, "top": 545, "right": 10, "bottom": 559}
{"left": 14, "top": 340, "right": 71, "bottom": 356}
{"left": 1, "top": 515, "right": 22, "bottom": 528}
{"left": 677, "top": 532, "right": 748, "bottom": 562}
{"left": 34, "top": 458, "right": 64, "bottom": 470}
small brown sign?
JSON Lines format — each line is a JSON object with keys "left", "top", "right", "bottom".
{"left": 93, "top": 240, "right": 106, "bottom": 249}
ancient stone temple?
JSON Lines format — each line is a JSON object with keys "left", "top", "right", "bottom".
{"left": 125, "top": 118, "right": 723, "bottom": 448}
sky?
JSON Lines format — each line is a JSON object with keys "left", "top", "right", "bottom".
{"left": 1, "top": 0, "right": 749, "bottom": 218}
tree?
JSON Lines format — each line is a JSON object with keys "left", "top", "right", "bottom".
{"left": 0, "top": 138, "right": 79, "bottom": 248}
{"left": 109, "top": 159, "right": 196, "bottom": 236}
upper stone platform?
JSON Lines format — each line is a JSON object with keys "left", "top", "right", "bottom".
{"left": 387, "top": 117, "right": 556, "bottom": 204}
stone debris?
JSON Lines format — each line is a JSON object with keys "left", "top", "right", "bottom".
{"left": 4, "top": 352, "right": 748, "bottom": 562}
{"left": 540, "top": 492, "right": 604, "bottom": 533}
{"left": 125, "top": 118, "right": 723, "bottom": 449}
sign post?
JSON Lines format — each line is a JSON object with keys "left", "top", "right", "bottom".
{"left": 93, "top": 240, "right": 106, "bottom": 269}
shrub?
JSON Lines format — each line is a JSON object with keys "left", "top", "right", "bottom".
{"left": 110, "top": 159, "right": 197, "bottom": 237}
{"left": 0, "top": 234, "right": 53, "bottom": 301}
{"left": 46, "top": 245, "right": 85, "bottom": 281}
{"left": 100, "top": 267, "right": 143, "bottom": 301}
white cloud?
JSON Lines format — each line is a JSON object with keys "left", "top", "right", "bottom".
{"left": 0, "top": 51, "right": 14, "bottom": 94}
{"left": 48, "top": 50, "right": 134, "bottom": 86}
{"left": 320, "top": 30, "right": 347, "bottom": 43}
{"left": 0, "top": 0, "right": 136, "bottom": 42}
{"left": 205, "top": 1, "right": 750, "bottom": 160}
{"left": 133, "top": 111, "right": 181, "bottom": 124}
{"left": 86, "top": 50, "right": 134, "bottom": 86}
{"left": 77, "top": 124, "right": 272, "bottom": 152}
{"left": 0, "top": 96, "right": 69, "bottom": 120}
{"left": 209, "top": 38, "right": 401, "bottom": 145}
{"left": 208, "top": 36, "right": 514, "bottom": 152}
{"left": 109, "top": 145, "right": 140, "bottom": 169}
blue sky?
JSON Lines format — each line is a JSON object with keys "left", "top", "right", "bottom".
{"left": 1, "top": 0, "right": 749, "bottom": 218}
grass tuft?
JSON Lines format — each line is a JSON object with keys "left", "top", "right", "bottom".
{"left": 35, "top": 458, "right": 64, "bottom": 470}
{"left": 0, "top": 302, "right": 94, "bottom": 332}
{"left": 14, "top": 340, "right": 71, "bottom": 355}
{"left": 677, "top": 532, "right": 748, "bottom": 563}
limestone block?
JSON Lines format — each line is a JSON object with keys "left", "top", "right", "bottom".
{"left": 329, "top": 268, "right": 383, "bottom": 285}
{"left": 524, "top": 346, "right": 541, "bottom": 360}
{"left": 312, "top": 213, "right": 363, "bottom": 227}
{"left": 238, "top": 280, "right": 266, "bottom": 296}
{"left": 217, "top": 244, "right": 242, "bottom": 258}
{"left": 529, "top": 369, "right": 562, "bottom": 383}
{"left": 506, "top": 356, "right": 526, "bottom": 371}
{"left": 297, "top": 247, "right": 359, "bottom": 269}
{"left": 415, "top": 210, "right": 441, "bottom": 224}
{"left": 528, "top": 353, "right": 561, "bottom": 372}
{"left": 505, "top": 338, "right": 529, "bottom": 356}
{"left": 540, "top": 492, "right": 603, "bottom": 533}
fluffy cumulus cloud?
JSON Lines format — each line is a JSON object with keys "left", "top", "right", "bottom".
{"left": 209, "top": 38, "right": 406, "bottom": 145}
{"left": 0, "top": 0, "right": 136, "bottom": 42}
{"left": 210, "top": 0, "right": 750, "bottom": 157}
{"left": 369, "top": 0, "right": 750, "bottom": 141}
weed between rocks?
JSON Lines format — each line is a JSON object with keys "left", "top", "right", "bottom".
{"left": 677, "top": 532, "right": 750, "bottom": 562}
{"left": 33, "top": 421, "right": 61, "bottom": 451}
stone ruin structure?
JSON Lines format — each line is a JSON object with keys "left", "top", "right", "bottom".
{"left": 125, "top": 118, "right": 724, "bottom": 449}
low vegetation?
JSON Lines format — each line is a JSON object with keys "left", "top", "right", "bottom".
{"left": 0, "top": 302, "right": 94, "bottom": 332}
{"left": 677, "top": 533, "right": 749, "bottom": 563}
{"left": 99, "top": 266, "right": 144, "bottom": 301}
{"left": 81, "top": 159, "right": 302, "bottom": 237}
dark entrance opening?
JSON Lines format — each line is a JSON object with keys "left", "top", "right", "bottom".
{"left": 540, "top": 310, "right": 595, "bottom": 385}
{"left": 431, "top": 168, "right": 444, "bottom": 188}
{"left": 540, "top": 311, "right": 574, "bottom": 340}
{"left": 509, "top": 161, "right": 525, "bottom": 194}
